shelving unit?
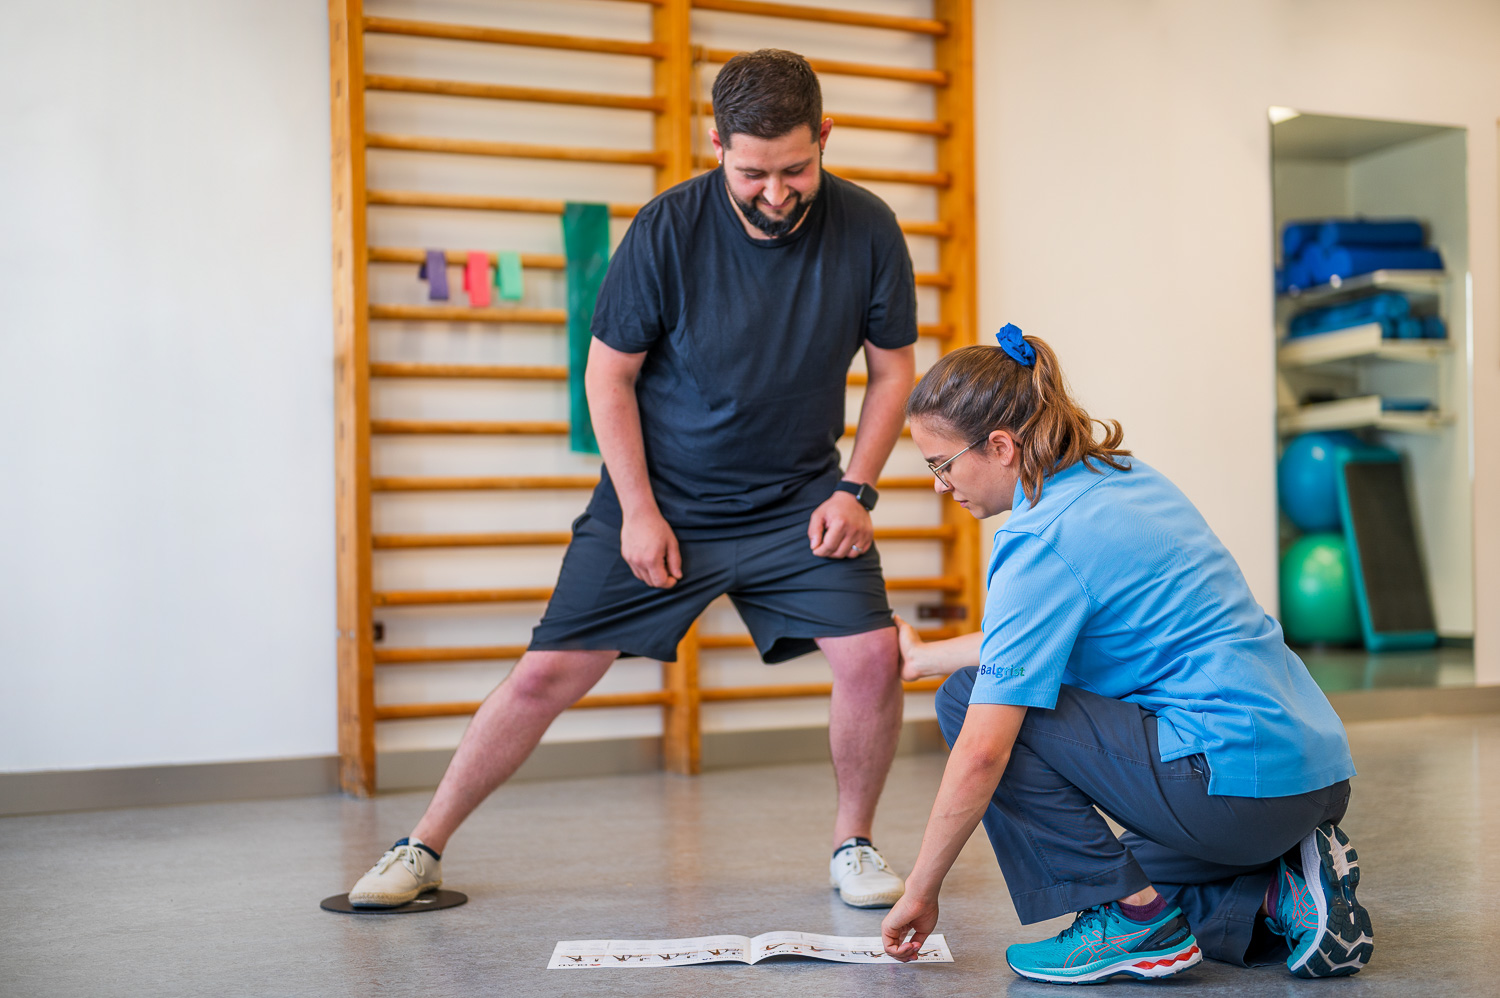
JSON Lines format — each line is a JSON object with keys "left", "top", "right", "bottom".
{"left": 1275, "top": 271, "right": 1452, "bottom": 435}
{"left": 1277, "top": 394, "right": 1451, "bottom": 435}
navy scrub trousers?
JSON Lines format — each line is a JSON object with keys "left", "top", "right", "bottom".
{"left": 935, "top": 668, "right": 1352, "bottom": 965}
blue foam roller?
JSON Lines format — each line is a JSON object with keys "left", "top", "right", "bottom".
{"left": 1316, "top": 220, "right": 1425, "bottom": 247}
{"left": 1422, "top": 315, "right": 1447, "bottom": 339}
{"left": 1282, "top": 221, "right": 1324, "bottom": 258}
{"left": 1395, "top": 316, "right": 1424, "bottom": 339}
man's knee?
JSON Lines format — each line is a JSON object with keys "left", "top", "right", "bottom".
{"left": 822, "top": 627, "right": 899, "bottom": 682}
{"left": 503, "top": 650, "right": 614, "bottom": 709}
{"left": 934, "top": 667, "right": 979, "bottom": 748}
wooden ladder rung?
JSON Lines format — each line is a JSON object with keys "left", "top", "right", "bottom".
{"left": 374, "top": 587, "right": 555, "bottom": 606}
{"left": 375, "top": 689, "right": 673, "bottom": 721}
{"left": 372, "top": 475, "right": 589, "bottom": 491}
{"left": 375, "top": 644, "right": 527, "bottom": 664}
{"left": 375, "top": 532, "right": 574, "bottom": 549}
{"left": 361, "top": 15, "right": 665, "bottom": 60}
{"left": 701, "top": 47, "right": 948, "bottom": 86}
{"left": 365, "top": 74, "right": 664, "bottom": 113}
{"left": 901, "top": 220, "right": 952, "bottom": 238}
{"left": 368, "top": 304, "right": 566, "bottom": 324}
{"left": 367, "top": 132, "right": 665, "bottom": 167}
{"left": 367, "top": 189, "right": 643, "bottom": 217}
{"left": 697, "top": 102, "right": 949, "bottom": 137}
{"left": 369, "top": 248, "right": 566, "bottom": 270}
{"left": 370, "top": 420, "right": 570, "bottom": 435}
{"left": 885, "top": 576, "right": 964, "bottom": 593}
{"left": 369, "top": 362, "right": 568, "bottom": 381}
{"left": 692, "top": 0, "right": 946, "bottom": 36}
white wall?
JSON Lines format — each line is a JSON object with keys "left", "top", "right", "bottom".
{"left": 0, "top": 1, "right": 336, "bottom": 771}
{"left": 972, "top": 0, "right": 1500, "bottom": 682}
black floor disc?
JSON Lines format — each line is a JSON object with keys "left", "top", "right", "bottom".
{"left": 320, "top": 890, "right": 468, "bottom": 914}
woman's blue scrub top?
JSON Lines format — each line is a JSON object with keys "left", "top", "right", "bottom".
{"left": 971, "top": 457, "right": 1355, "bottom": 798}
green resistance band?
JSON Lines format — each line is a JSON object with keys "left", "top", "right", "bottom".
{"left": 495, "top": 251, "right": 524, "bottom": 301}
{"left": 562, "top": 203, "right": 610, "bottom": 455}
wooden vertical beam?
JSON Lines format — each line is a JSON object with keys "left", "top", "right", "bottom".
{"left": 663, "top": 623, "right": 703, "bottom": 774}
{"left": 654, "top": 0, "right": 695, "bottom": 190}
{"left": 656, "top": 0, "right": 701, "bottom": 774}
{"left": 330, "top": 0, "right": 376, "bottom": 796}
{"left": 933, "top": 0, "right": 984, "bottom": 629}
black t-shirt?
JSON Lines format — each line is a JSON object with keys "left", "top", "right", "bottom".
{"left": 587, "top": 166, "right": 918, "bottom": 537}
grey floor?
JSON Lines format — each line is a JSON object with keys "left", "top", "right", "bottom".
{"left": 1298, "top": 643, "right": 1475, "bottom": 691}
{"left": 4, "top": 714, "right": 1497, "bottom": 997}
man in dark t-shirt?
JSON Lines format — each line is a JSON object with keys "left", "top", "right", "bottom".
{"left": 349, "top": 50, "right": 919, "bottom": 912}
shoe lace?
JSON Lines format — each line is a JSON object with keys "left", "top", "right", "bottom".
{"left": 1058, "top": 906, "right": 1110, "bottom": 942}
{"left": 370, "top": 844, "right": 426, "bottom": 878}
{"left": 842, "top": 845, "right": 890, "bottom": 875}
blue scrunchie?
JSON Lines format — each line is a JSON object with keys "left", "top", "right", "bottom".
{"left": 996, "top": 323, "right": 1035, "bottom": 367}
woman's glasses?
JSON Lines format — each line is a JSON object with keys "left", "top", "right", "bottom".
{"left": 927, "top": 440, "right": 982, "bottom": 488}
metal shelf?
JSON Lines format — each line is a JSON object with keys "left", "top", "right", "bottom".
{"left": 1276, "top": 269, "right": 1446, "bottom": 314}
{"left": 1277, "top": 323, "right": 1451, "bottom": 368}
{"left": 1278, "top": 394, "right": 1451, "bottom": 435}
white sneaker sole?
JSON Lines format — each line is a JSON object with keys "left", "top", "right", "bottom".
{"left": 1008, "top": 943, "right": 1202, "bottom": 983}
{"left": 830, "top": 881, "right": 904, "bottom": 908}
{"left": 349, "top": 880, "right": 442, "bottom": 908}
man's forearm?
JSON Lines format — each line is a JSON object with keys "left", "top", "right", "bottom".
{"left": 585, "top": 360, "right": 659, "bottom": 519}
{"left": 845, "top": 350, "right": 916, "bottom": 484}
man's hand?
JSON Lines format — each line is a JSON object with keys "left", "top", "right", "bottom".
{"left": 620, "top": 510, "right": 682, "bottom": 589}
{"left": 881, "top": 889, "right": 939, "bottom": 962}
{"left": 808, "top": 489, "right": 873, "bottom": 558}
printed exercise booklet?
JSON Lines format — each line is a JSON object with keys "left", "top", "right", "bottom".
{"left": 548, "top": 930, "right": 953, "bottom": 969}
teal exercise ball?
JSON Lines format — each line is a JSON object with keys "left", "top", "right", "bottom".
{"left": 1279, "top": 533, "right": 1360, "bottom": 646}
{"left": 1278, "top": 431, "right": 1360, "bottom": 532}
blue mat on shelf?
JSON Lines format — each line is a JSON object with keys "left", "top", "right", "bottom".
{"left": 1288, "top": 291, "right": 1411, "bottom": 338}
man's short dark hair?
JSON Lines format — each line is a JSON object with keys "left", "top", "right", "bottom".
{"left": 711, "top": 49, "right": 822, "bottom": 147}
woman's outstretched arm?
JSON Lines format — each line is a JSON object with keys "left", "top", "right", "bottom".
{"left": 881, "top": 702, "right": 1028, "bottom": 960}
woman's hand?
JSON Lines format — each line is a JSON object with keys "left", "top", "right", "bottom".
{"left": 881, "top": 889, "right": 939, "bottom": 962}
{"left": 894, "top": 614, "right": 929, "bottom": 681}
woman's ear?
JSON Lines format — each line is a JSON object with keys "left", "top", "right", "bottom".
{"left": 988, "top": 429, "right": 1019, "bottom": 467}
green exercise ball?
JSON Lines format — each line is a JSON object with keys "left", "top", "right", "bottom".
{"left": 1279, "top": 533, "right": 1361, "bottom": 646}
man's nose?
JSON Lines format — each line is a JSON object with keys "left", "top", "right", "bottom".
{"left": 763, "top": 176, "right": 788, "bottom": 207}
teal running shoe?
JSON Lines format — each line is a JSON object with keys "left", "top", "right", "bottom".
{"left": 1005, "top": 903, "right": 1201, "bottom": 984}
{"left": 1266, "top": 822, "right": 1374, "bottom": 977}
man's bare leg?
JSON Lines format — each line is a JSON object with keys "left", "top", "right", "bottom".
{"left": 819, "top": 626, "right": 903, "bottom": 848}
{"left": 409, "top": 648, "right": 618, "bottom": 853}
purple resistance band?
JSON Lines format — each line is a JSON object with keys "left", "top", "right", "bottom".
{"left": 417, "top": 248, "right": 449, "bottom": 300}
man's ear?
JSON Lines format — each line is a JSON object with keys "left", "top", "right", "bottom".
{"left": 710, "top": 127, "right": 725, "bottom": 163}
{"left": 818, "top": 117, "right": 833, "bottom": 150}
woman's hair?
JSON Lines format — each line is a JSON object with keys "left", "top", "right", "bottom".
{"left": 905, "top": 336, "right": 1131, "bottom": 505}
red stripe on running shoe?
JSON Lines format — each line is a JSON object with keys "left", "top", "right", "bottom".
{"left": 1132, "top": 946, "right": 1200, "bottom": 970}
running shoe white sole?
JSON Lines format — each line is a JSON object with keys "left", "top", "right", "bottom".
{"left": 1289, "top": 823, "right": 1374, "bottom": 978}
{"left": 1007, "top": 942, "right": 1202, "bottom": 984}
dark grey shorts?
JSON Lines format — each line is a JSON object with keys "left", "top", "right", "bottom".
{"left": 529, "top": 513, "right": 894, "bottom": 663}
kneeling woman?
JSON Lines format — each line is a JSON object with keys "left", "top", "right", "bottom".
{"left": 881, "top": 327, "right": 1372, "bottom": 984}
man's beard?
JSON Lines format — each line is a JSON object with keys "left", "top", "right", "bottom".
{"left": 728, "top": 179, "right": 819, "bottom": 238}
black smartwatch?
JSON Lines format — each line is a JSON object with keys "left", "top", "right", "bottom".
{"left": 834, "top": 480, "right": 879, "bottom": 511}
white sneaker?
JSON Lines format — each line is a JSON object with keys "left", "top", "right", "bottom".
{"left": 829, "top": 837, "right": 905, "bottom": 908}
{"left": 348, "top": 838, "right": 443, "bottom": 907}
